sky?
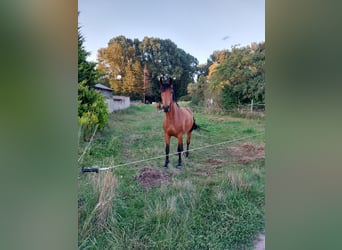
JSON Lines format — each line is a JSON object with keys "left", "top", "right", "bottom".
{"left": 78, "top": 0, "right": 264, "bottom": 65}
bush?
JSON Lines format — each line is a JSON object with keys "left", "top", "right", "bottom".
{"left": 190, "top": 95, "right": 203, "bottom": 106}
{"left": 78, "top": 82, "right": 109, "bottom": 140}
{"left": 178, "top": 95, "right": 192, "bottom": 102}
{"left": 222, "top": 85, "right": 238, "bottom": 110}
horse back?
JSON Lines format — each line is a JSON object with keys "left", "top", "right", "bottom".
{"left": 179, "top": 107, "right": 193, "bottom": 120}
{"left": 184, "top": 107, "right": 193, "bottom": 116}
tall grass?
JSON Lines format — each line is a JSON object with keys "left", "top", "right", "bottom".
{"left": 78, "top": 104, "right": 265, "bottom": 249}
{"left": 79, "top": 171, "right": 117, "bottom": 239}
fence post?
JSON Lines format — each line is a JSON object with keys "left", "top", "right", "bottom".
{"left": 250, "top": 99, "right": 254, "bottom": 112}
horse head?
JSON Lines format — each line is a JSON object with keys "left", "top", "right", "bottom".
{"left": 160, "top": 77, "right": 174, "bottom": 112}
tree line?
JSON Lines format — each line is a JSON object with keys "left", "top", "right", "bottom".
{"left": 78, "top": 24, "right": 265, "bottom": 139}
{"left": 97, "top": 36, "right": 265, "bottom": 110}
{"left": 188, "top": 42, "right": 265, "bottom": 110}
{"left": 96, "top": 36, "right": 198, "bottom": 102}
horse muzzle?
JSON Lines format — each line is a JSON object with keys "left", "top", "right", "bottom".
{"left": 162, "top": 105, "right": 170, "bottom": 112}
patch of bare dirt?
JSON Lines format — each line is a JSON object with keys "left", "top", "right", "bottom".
{"left": 192, "top": 143, "right": 264, "bottom": 176}
{"left": 204, "top": 158, "right": 226, "bottom": 165}
{"left": 228, "top": 142, "right": 265, "bottom": 163}
{"left": 135, "top": 167, "right": 173, "bottom": 188}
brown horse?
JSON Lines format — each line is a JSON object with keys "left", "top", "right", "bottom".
{"left": 160, "top": 77, "right": 198, "bottom": 169}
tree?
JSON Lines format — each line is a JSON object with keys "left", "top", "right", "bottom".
{"left": 122, "top": 61, "right": 143, "bottom": 99}
{"left": 78, "top": 27, "right": 99, "bottom": 87}
{"left": 78, "top": 25, "right": 108, "bottom": 140}
{"left": 131, "top": 60, "right": 144, "bottom": 99}
{"left": 143, "top": 64, "right": 152, "bottom": 103}
{"left": 190, "top": 42, "right": 265, "bottom": 110}
{"left": 187, "top": 75, "right": 207, "bottom": 106}
{"left": 97, "top": 36, "right": 198, "bottom": 102}
{"left": 97, "top": 36, "right": 143, "bottom": 100}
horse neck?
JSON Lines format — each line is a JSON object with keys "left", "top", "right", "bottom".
{"left": 165, "top": 102, "right": 179, "bottom": 120}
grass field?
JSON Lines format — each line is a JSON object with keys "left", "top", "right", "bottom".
{"left": 78, "top": 103, "right": 265, "bottom": 249}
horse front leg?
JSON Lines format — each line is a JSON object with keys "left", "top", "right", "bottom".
{"left": 164, "top": 134, "right": 170, "bottom": 168}
{"left": 185, "top": 132, "right": 192, "bottom": 158}
{"left": 177, "top": 136, "right": 183, "bottom": 169}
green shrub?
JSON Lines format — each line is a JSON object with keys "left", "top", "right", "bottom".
{"left": 178, "top": 95, "right": 191, "bottom": 102}
{"left": 222, "top": 85, "right": 238, "bottom": 110}
{"left": 191, "top": 95, "right": 202, "bottom": 106}
{"left": 78, "top": 82, "right": 109, "bottom": 140}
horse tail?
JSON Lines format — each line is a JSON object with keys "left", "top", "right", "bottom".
{"left": 190, "top": 118, "right": 200, "bottom": 132}
{"left": 191, "top": 121, "right": 199, "bottom": 132}
{"left": 190, "top": 117, "right": 209, "bottom": 132}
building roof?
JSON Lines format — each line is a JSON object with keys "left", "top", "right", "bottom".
{"left": 94, "top": 83, "right": 113, "bottom": 92}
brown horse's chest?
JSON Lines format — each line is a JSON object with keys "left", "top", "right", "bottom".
{"left": 163, "top": 120, "right": 182, "bottom": 136}
{"left": 163, "top": 109, "right": 192, "bottom": 137}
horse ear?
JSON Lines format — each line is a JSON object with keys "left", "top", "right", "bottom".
{"left": 160, "top": 77, "right": 163, "bottom": 86}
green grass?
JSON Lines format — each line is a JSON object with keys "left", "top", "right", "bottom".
{"left": 78, "top": 103, "right": 265, "bottom": 249}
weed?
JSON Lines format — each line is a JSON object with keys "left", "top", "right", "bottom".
{"left": 80, "top": 171, "right": 117, "bottom": 238}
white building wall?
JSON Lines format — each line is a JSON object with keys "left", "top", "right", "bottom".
{"left": 112, "top": 96, "right": 130, "bottom": 111}
{"left": 105, "top": 99, "right": 115, "bottom": 113}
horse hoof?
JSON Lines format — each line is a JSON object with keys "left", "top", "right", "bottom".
{"left": 177, "top": 165, "right": 182, "bottom": 169}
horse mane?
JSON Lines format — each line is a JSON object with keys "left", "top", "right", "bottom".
{"left": 172, "top": 89, "right": 179, "bottom": 107}
{"left": 160, "top": 83, "right": 170, "bottom": 92}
